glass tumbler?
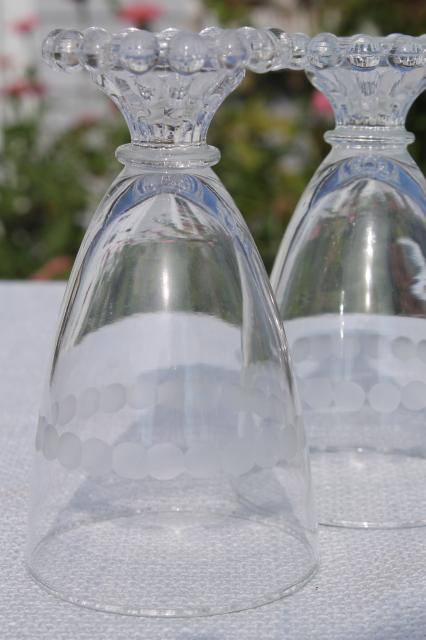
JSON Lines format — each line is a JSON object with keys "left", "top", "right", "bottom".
{"left": 271, "top": 32, "right": 426, "bottom": 528}
{"left": 27, "top": 26, "right": 318, "bottom": 617}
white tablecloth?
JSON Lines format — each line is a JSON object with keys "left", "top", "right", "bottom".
{"left": 1, "top": 282, "right": 425, "bottom": 640}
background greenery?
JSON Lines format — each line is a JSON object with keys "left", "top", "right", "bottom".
{"left": 1, "top": 0, "right": 426, "bottom": 279}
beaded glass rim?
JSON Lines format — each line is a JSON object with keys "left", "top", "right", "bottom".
{"left": 42, "top": 26, "right": 290, "bottom": 76}
{"left": 281, "top": 32, "right": 426, "bottom": 71}
{"left": 43, "top": 28, "right": 426, "bottom": 76}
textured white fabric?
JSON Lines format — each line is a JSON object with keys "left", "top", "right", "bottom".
{"left": 1, "top": 282, "right": 425, "bottom": 639}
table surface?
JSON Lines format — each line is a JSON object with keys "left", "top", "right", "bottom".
{"left": 1, "top": 281, "right": 426, "bottom": 640}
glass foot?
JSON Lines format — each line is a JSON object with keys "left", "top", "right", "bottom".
{"left": 311, "top": 448, "right": 426, "bottom": 528}
{"left": 28, "top": 510, "right": 317, "bottom": 617}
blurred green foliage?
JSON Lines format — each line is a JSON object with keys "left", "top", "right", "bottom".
{"left": 0, "top": 0, "right": 426, "bottom": 278}
{"left": 0, "top": 102, "right": 127, "bottom": 278}
{"left": 209, "top": 72, "right": 322, "bottom": 270}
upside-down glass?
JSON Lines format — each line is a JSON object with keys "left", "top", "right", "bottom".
{"left": 27, "top": 27, "right": 317, "bottom": 616}
{"left": 271, "top": 32, "right": 426, "bottom": 528}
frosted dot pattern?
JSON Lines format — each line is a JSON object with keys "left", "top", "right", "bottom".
{"left": 368, "top": 382, "right": 401, "bottom": 413}
{"left": 113, "top": 442, "right": 148, "bottom": 480}
{"left": 78, "top": 387, "right": 99, "bottom": 419}
{"left": 58, "top": 432, "right": 81, "bottom": 470}
{"left": 81, "top": 438, "right": 112, "bottom": 476}
{"left": 37, "top": 319, "right": 426, "bottom": 483}
{"left": 302, "top": 378, "right": 333, "bottom": 410}
{"left": 417, "top": 340, "right": 426, "bottom": 363}
{"left": 148, "top": 443, "right": 185, "bottom": 480}
{"left": 288, "top": 325, "right": 426, "bottom": 417}
{"left": 333, "top": 381, "right": 365, "bottom": 412}
{"left": 58, "top": 395, "right": 76, "bottom": 426}
{"left": 392, "top": 337, "right": 415, "bottom": 361}
{"left": 401, "top": 382, "right": 426, "bottom": 411}
{"left": 37, "top": 366, "right": 299, "bottom": 480}
{"left": 222, "top": 437, "right": 255, "bottom": 476}
{"left": 101, "top": 383, "right": 126, "bottom": 413}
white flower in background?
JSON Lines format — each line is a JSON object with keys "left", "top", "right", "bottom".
{"left": 398, "top": 237, "right": 426, "bottom": 301}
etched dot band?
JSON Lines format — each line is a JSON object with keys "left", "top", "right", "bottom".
{"left": 36, "top": 416, "right": 298, "bottom": 480}
{"left": 36, "top": 370, "right": 298, "bottom": 479}
{"left": 290, "top": 330, "right": 426, "bottom": 414}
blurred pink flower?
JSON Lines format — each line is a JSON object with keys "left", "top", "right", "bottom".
{"left": 4, "top": 79, "right": 46, "bottom": 98}
{"left": 31, "top": 256, "right": 73, "bottom": 281}
{"left": 0, "top": 54, "right": 13, "bottom": 69}
{"left": 310, "top": 223, "right": 322, "bottom": 240}
{"left": 74, "top": 114, "right": 99, "bottom": 129}
{"left": 10, "top": 15, "right": 39, "bottom": 33}
{"left": 117, "top": 3, "right": 163, "bottom": 25}
{"left": 311, "top": 89, "right": 333, "bottom": 117}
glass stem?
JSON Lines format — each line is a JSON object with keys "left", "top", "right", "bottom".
{"left": 325, "top": 125, "right": 415, "bottom": 152}
{"left": 115, "top": 142, "right": 220, "bottom": 170}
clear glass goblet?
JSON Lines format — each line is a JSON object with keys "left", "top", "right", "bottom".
{"left": 27, "top": 26, "right": 318, "bottom": 617}
{"left": 271, "top": 31, "right": 426, "bottom": 528}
